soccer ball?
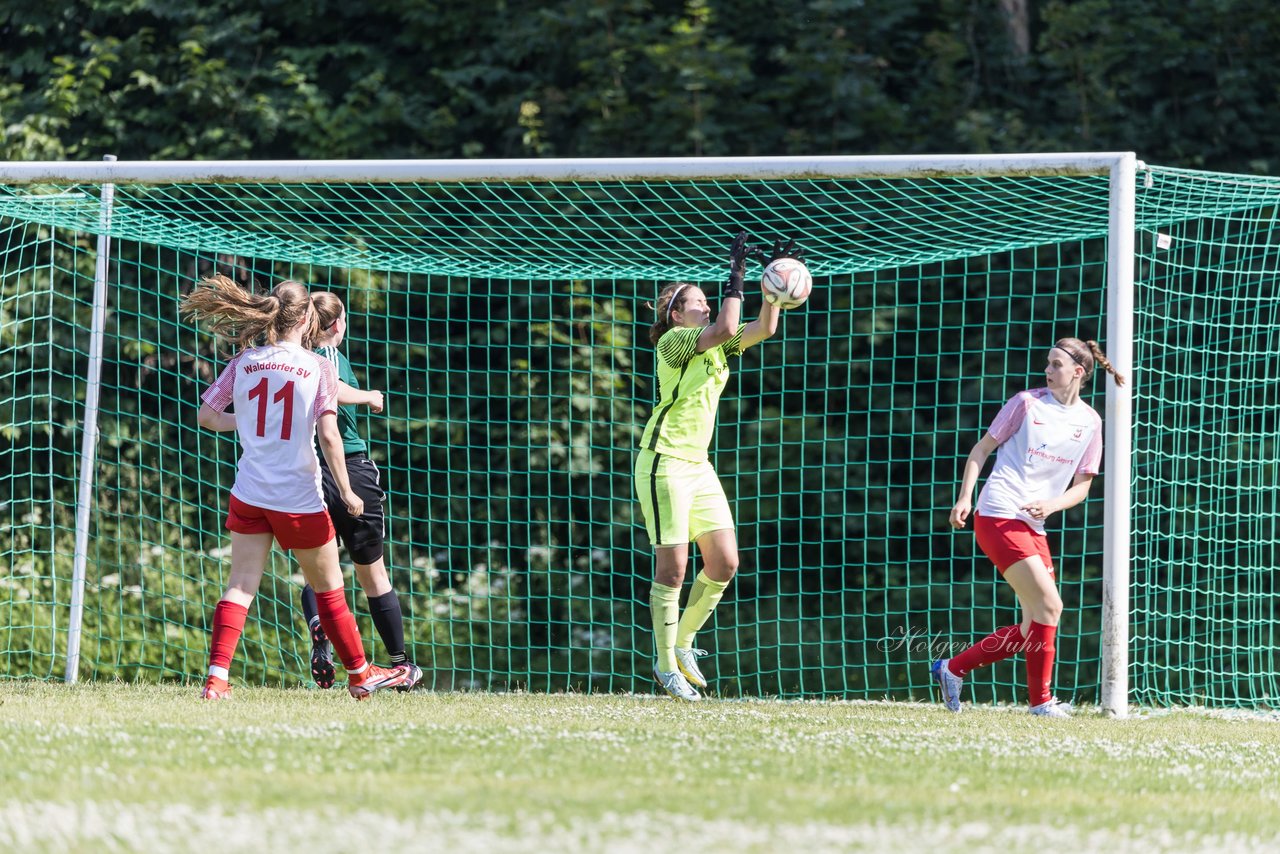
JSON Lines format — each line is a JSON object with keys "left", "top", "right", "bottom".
{"left": 761, "top": 258, "right": 813, "bottom": 309}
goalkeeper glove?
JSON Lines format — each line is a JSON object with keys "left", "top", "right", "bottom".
{"left": 753, "top": 237, "right": 807, "bottom": 266}
{"left": 724, "top": 229, "right": 753, "bottom": 300}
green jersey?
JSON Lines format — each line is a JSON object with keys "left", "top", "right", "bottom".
{"left": 639, "top": 324, "right": 745, "bottom": 462}
{"left": 315, "top": 345, "right": 367, "bottom": 455}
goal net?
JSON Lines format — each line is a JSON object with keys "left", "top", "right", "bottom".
{"left": 0, "top": 155, "right": 1271, "bottom": 709}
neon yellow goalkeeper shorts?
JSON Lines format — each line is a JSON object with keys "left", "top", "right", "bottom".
{"left": 634, "top": 449, "right": 734, "bottom": 547}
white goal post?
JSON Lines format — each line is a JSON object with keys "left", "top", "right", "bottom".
{"left": 1, "top": 153, "right": 1137, "bottom": 715}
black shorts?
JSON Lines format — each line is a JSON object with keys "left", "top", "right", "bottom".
{"left": 319, "top": 452, "right": 386, "bottom": 565}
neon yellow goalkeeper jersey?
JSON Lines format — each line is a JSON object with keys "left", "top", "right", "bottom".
{"left": 640, "top": 324, "right": 745, "bottom": 462}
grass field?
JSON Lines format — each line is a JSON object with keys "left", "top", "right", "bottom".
{"left": 1, "top": 683, "right": 1278, "bottom": 852}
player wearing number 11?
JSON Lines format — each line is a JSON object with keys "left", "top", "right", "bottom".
{"left": 181, "top": 275, "right": 411, "bottom": 700}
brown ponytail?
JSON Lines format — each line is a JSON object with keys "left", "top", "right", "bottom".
{"left": 1085, "top": 339, "right": 1125, "bottom": 386}
{"left": 647, "top": 282, "right": 694, "bottom": 346}
{"left": 309, "top": 291, "right": 345, "bottom": 347}
{"left": 180, "top": 275, "right": 311, "bottom": 351}
{"left": 1055, "top": 337, "right": 1126, "bottom": 387}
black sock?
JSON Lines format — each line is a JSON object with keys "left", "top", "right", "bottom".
{"left": 300, "top": 584, "right": 320, "bottom": 631}
{"left": 367, "top": 590, "right": 407, "bottom": 664}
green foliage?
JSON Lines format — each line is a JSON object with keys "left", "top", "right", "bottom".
{"left": 4, "top": 0, "right": 1280, "bottom": 168}
{"left": 5, "top": 0, "right": 1280, "bottom": 700}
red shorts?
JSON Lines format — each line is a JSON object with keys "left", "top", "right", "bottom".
{"left": 973, "top": 511, "right": 1055, "bottom": 576}
{"left": 226, "top": 494, "right": 335, "bottom": 551}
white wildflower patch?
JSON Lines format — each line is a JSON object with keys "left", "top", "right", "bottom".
{"left": 0, "top": 802, "right": 1276, "bottom": 853}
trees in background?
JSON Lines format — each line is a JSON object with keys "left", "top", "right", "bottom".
{"left": 3, "top": 0, "right": 1278, "bottom": 171}
{"left": 1, "top": 0, "right": 1265, "bottom": 693}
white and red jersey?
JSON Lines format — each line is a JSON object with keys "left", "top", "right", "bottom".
{"left": 201, "top": 342, "right": 338, "bottom": 513}
{"left": 976, "top": 387, "right": 1103, "bottom": 532}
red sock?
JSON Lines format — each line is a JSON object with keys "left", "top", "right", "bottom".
{"left": 1025, "top": 621, "right": 1058, "bottom": 706}
{"left": 947, "top": 624, "right": 1027, "bottom": 677}
{"left": 315, "top": 587, "right": 368, "bottom": 673}
{"left": 208, "top": 600, "right": 249, "bottom": 672}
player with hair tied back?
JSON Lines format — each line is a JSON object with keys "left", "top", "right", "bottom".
{"left": 300, "top": 292, "right": 421, "bottom": 691}
{"left": 637, "top": 232, "right": 802, "bottom": 702}
{"left": 182, "top": 275, "right": 412, "bottom": 700}
{"left": 933, "top": 337, "right": 1125, "bottom": 717}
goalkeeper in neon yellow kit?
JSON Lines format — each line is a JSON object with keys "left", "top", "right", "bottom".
{"left": 636, "top": 232, "right": 804, "bottom": 701}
